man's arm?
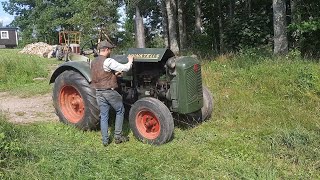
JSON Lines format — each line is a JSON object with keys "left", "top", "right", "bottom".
{"left": 103, "top": 55, "right": 134, "bottom": 72}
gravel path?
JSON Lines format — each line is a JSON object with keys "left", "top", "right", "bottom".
{"left": 0, "top": 92, "right": 58, "bottom": 124}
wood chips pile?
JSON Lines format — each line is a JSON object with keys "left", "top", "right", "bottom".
{"left": 19, "top": 42, "right": 55, "bottom": 58}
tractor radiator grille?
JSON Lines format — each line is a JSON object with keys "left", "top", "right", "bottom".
{"left": 186, "top": 66, "right": 202, "bottom": 103}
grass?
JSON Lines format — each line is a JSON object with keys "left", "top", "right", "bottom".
{"left": 0, "top": 48, "right": 320, "bottom": 179}
{"left": 0, "top": 49, "right": 59, "bottom": 97}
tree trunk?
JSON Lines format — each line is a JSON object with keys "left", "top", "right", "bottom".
{"left": 290, "top": 0, "right": 301, "bottom": 48}
{"left": 290, "top": 0, "right": 296, "bottom": 23}
{"left": 229, "top": 0, "right": 235, "bottom": 19}
{"left": 160, "top": 0, "right": 169, "bottom": 48}
{"left": 165, "top": 0, "right": 180, "bottom": 54}
{"left": 195, "top": 0, "right": 202, "bottom": 33}
{"left": 218, "top": 0, "right": 224, "bottom": 54}
{"left": 273, "top": 0, "right": 288, "bottom": 55}
{"left": 246, "top": 0, "right": 252, "bottom": 16}
{"left": 212, "top": 3, "right": 218, "bottom": 54}
{"left": 135, "top": 5, "right": 145, "bottom": 48}
{"left": 177, "top": 0, "right": 187, "bottom": 50}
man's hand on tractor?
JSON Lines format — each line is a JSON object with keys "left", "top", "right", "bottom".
{"left": 128, "top": 55, "right": 134, "bottom": 63}
{"left": 115, "top": 71, "right": 123, "bottom": 77}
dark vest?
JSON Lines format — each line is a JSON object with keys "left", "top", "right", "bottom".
{"left": 90, "top": 55, "right": 118, "bottom": 89}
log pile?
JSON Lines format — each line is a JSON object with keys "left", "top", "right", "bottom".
{"left": 19, "top": 42, "right": 55, "bottom": 58}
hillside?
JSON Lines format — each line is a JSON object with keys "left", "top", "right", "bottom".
{"left": 0, "top": 49, "right": 319, "bottom": 179}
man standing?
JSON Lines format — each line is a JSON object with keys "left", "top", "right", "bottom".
{"left": 90, "top": 40, "right": 134, "bottom": 146}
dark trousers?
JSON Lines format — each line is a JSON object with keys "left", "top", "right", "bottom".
{"left": 96, "top": 90, "right": 125, "bottom": 144}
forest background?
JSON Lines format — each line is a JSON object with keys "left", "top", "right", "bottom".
{"left": 2, "top": 0, "right": 319, "bottom": 58}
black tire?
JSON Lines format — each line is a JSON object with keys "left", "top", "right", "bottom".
{"left": 129, "top": 97, "right": 174, "bottom": 145}
{"left": 52, "top": 70, "right": 99, "bottom": 130}
{"left": 175, "top": 86, "right": 213, "bottom": 127}
{"left": 201, "top": 85, "right": 214, "bottom": 121}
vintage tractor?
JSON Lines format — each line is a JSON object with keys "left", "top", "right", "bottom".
{"left": 54, "top": 31, "right": 81, "bottom": 61}
{"left": 50, "top": 48, "right": 213, "bottom": 145}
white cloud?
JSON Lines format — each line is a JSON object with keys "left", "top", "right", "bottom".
{"left": 0, "top": 1, "right": 14, "bottom": 26}
{"left": 0, "top": 15, "right": 14, "bottom": 26}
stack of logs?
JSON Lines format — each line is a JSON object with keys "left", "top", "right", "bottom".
{"left": 19, "top": 42, "right": 55, "bottom": 58}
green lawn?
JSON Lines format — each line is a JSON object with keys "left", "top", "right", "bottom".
{"left": 1, "top": 49, "right": 319, "bottom": 179}
{"left": 0, "top": 49, "right": 59, "bottom": 97}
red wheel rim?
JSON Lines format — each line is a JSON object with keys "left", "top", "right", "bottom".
{"left": 59, "top": 85, "right": 84, "bottom": 123}
{"left": 136, "top": 110, "right": 161, "bottom": 139}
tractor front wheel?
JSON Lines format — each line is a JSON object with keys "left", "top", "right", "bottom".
{"left": 52, "top": 70, "right": 99, "bottom": 130}
{"left": 129, "top": 97, "right": 174, "bottom": 145}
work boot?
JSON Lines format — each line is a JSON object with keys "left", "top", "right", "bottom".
{"left": 114, "top": 135, "right": 129, "bottom": 144}
{"left": 102, "top": 138, "right": 111, "bottom": 147}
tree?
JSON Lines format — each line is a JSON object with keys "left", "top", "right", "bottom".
{"left": 65, "top": 0, "right": 119, "bottom": 44}
{"left": 195, "top": 0, "right": 202, "bottom": 34}
{"left": 288, "top": 0, "right": 320, "bottom": 57}
{"left": 177, "top": 0, "right": 187, "bottom": 50}
{"left": 160, "top": 0, "right": 169, "bottom": 48}
{"left": 2, "top": 0, "right": 119, "bottom": 45}
{"left": 273, "top": 0, "right": 288, "bottom": 55}
{"left": 3, "top": 0, "right": 320, "bottom": 58}
{"left": 135, "top": 5, "right": 146, "bottom": 48}
{"left": 165, "top": 0, "right": 180, "bottom": 54}
{"left": 120, "top": 0, "right": 164, "bottom": 49}
{"left": 218, "top": 0, "right": 225, "bottom": 53}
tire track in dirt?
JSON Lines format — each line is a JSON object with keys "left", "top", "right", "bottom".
{"left": 0, "top": 92, "right": 58, "bottom": 124}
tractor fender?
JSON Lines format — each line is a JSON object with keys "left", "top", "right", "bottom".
{"left": 50, "top": 61, "right": 92, "bottom": 84}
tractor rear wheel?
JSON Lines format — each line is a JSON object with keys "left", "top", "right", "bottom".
{"left": 129, "top": 97, "right": 174, "bottom": 145}
{"left": 53, "top": 70, "right": 99, "bottom": 130}
{"left": 201, "top": 85, "right": 214, "bottom": 121}
{"left": 175, "top": 86, "right": 213, "bottom": 127}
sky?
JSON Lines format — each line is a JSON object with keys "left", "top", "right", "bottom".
{"left": 0, "top": 0, "right": 14, "bottom": 26}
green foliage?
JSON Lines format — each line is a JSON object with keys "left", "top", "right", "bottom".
{"left": 2, "top": 0, "right": 119, "bottom": 45}
{"left": 116, "top": 17, "right": 135, "bottom": 52}
{"left": 2, "top": 0, "right": 320, "bottom": 58}
{"left": 147, "top": 34, "right": 165, "bottom": 48}
{"left": 0, "top": 49, "right": 56, "bottom": 96}
{"left": 69, "top": 0, "right": 119, "bottom": 42}
{"left": 287, "top": 0, "right": 320, "bottom": 58}
{"left": 189, "top": 34, "right": 217, "bottom": 58}
{"left": 225, "top": 14, "right": 273, "bottom": 51}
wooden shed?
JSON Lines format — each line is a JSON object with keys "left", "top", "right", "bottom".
{"left": 0, "top": 27, "right": 18, "bottom": 48}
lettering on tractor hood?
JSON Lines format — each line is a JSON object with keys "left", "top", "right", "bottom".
{"left": 127, "top": 48, "right": 175, "bottom": 62}
{"left": 128, "top": 53, "right": 160, "bottom": 60}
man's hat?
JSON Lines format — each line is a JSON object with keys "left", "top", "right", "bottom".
{"left": 97, "top": 40, "right": 116, "bottom": 50}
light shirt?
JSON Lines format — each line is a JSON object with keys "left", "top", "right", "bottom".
{"left": 103, "top": 58, "right": 133, "bottom": 72}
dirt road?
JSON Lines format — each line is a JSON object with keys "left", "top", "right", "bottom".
{"left": 0, "top": 92, "right": 58, "bottom": 123}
